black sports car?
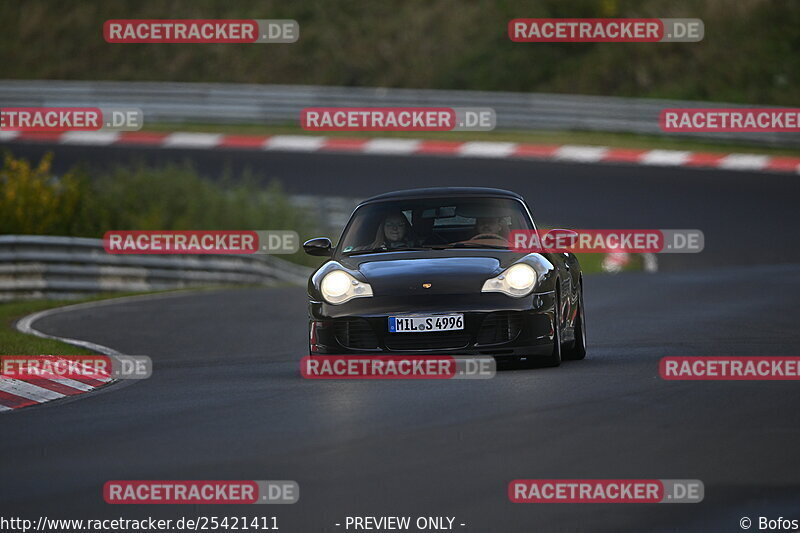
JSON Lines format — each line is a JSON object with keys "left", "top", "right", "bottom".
{"left": 303, "top": 187, "right": 586, "bottom": 367}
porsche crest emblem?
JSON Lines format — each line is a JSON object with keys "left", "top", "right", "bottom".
{"left": 422, "top": 283, "right": 432, "bottom": 289}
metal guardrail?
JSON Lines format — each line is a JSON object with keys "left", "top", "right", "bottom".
{"left": 1, "top": 80, "right": 797, "bottom": 147}
{"left": 0, "top": 235, "right": 314, "bottom": 301}
{"left": 290, "top": 195, "right": 361, "bottom": 232}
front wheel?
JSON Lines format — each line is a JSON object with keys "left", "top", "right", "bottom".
{"left": 563, "top": 282, "right": 587, "bottom": 360}
{"left": 540, "top": 290, "right": 562, "bottom": 367}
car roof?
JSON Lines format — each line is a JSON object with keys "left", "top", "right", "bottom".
{"left": 361, "top": 187, "right": 523, "bottom": 204}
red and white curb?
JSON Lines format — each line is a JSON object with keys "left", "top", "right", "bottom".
{"left": 1, "top": 130, "right": 798, "bottom": 174}
{"left": 1, "top": 303, "right": 125, "bottom": 412}
{"left": 0, "top": 359, "right": 112, "bottom": 412}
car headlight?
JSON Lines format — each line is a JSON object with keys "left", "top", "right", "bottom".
{"left": 320, "top": 270, "right": 373, "bottom": 305}
{"left": 481, "top": 263, "right": 537, "bottom": 297}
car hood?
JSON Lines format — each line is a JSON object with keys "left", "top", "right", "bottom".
{"left": 356, "top": 256, "right": 501, "bottom": 295}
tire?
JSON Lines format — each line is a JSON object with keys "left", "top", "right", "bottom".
{"left": 563, "top": 281, "right": 587, "bottom": 360}
{"left": 540, "top": 288, "right": 562, "bottom": 367}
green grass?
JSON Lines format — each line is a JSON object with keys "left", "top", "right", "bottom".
{"left": 0, "top": 290, "right": 202, "bottom": 356}
{"left": 145, "top": 123, "right": 800, "bottom": 157}
{"left": 1, "top": 299, "right": 95, "bottom": 356}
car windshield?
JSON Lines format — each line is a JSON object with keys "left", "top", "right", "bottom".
{"left": 339, "top": 196, "right": 534, "bottom": 255}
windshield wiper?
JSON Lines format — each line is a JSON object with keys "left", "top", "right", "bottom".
{"left": 345, "top": 243, "right": 508, "bottom": 255}
{"left": 345, "top": 246, "right": 430, "bottom": 255}
{"left": 445, "top": 242, "right": 509, "bottom": 249}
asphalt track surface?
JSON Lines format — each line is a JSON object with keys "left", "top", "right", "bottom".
{"left": 2, "top": 142, "right": 800, "bottom": 531}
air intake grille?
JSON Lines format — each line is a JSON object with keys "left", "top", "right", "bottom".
{"left": 476, "top": 312, "right": 523, "bottom": 345}
{"left": 334, "top": 319, "right": 379, "bottom": 350}
{"left": 384, "top": 332, "right": 471, "bottom": 351}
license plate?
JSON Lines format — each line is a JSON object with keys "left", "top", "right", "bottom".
{"left": 388, "top": 314, "right": 464, "bottom": 333}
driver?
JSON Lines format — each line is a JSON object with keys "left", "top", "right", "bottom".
{"left": 370, "top": 211, "right": 415, "bottom": 250}
{"left": 474, "top": 216, "right": 507, "bottom": 238}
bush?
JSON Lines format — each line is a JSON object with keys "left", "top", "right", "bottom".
{"left": 0, "top": 152, "right": 322, "bottom": 266}
{"left": 0, "top": 152, "right": 96, "bottom": 236}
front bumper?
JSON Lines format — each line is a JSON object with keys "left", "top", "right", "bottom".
{"left": 309, "top": 292, "right": 556, "bottom": 357}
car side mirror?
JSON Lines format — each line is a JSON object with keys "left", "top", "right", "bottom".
{"left": 303, "top": 237, "right": 333, "bottom": 256}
